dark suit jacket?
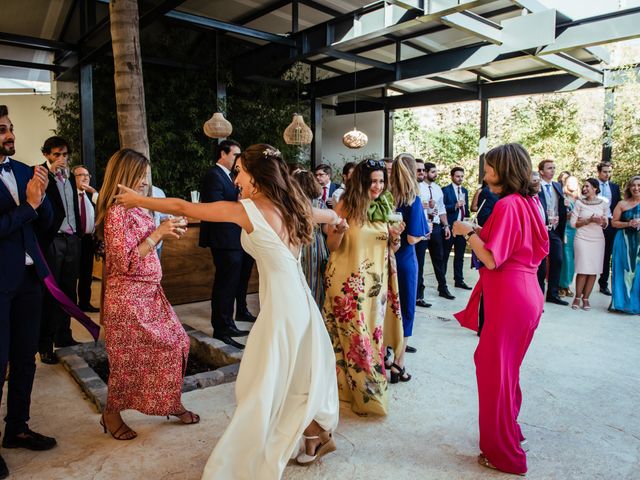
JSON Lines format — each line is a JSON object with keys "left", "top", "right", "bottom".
{"left": 199, "top": 164, "right": 242, "bottom": 250}
{"left": 538, "top": 181, "right": 567, "bottom": 238}
{"left": 0, "top": 158, "right": 54, "bottom": 289}
{"left": 476, "top": 186, "right": 499, "bottom": 226}
{"left": 442, "top": 183, "right": 469, "bottom": 227}
{"left": 41, "top": 163, "right": 81, "bottom": 247}
{"left": 606, "top": 181, "right": 621, "bottom": 214}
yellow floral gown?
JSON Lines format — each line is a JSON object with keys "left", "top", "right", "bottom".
{"left": 323, "top": 219, "right": 403, "bottom": 416}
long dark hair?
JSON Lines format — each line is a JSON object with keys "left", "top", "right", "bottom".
{"left": 341, "top": 159, "right": 387, "bottom": 225}
{"left": 485, "top": 143, "right": 537, "bottom": 198}
{"left": 240, "top": 144, "right": 313, "bottom": 246}
{"left": 293, "top": 170, "right": 322, "bottom": 200}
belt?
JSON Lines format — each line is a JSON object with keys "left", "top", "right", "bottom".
{"left": 56, "top": 232, "right": 76, "bottom": 237}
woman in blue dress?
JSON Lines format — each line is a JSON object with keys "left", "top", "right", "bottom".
{"left": 388, "top": 153, "right": 429, "bottom": 383}
{"left": 610, "top": 176, "right": 640, "bottom": 314}
{"left": 559, "top": 175, "right": 580, "bottom": 297}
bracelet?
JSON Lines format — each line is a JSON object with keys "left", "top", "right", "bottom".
{"left": 464, "top": 230, "right": 476, "bottom": 241}
{"left": 443, "top": 224, "right": 450, "bottom": 229}
{"left": 146, "top": 236, "right": 157, "bottom": 249}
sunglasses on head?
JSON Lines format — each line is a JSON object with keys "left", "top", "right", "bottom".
{"left": 364, "top": 159, "right": 385, "bottom": 170}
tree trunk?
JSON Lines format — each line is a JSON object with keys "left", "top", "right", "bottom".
{"left": 109, "top": 0, "right": 149, "bottom": 159}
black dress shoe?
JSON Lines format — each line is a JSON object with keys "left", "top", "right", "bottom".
{"left": 405, "top": 345, "right": 417, "bottom": 353}
{"left": 225, "top": 325, "right": 250, "bottom": 337}
{"left": 455, "top": 282, "right": 473, "bottom": 290}
{"left": 39, "top": 351, "right": 59, "bottom": 365}
{"left": 599, "top": 286, "right": 612, "bottom": 296}
{"left": 416, "top": 299, "right": 432, "bottom": 308}
{"left": 212, "top": 335, "right": 245, "bottom": 350}
{"left": 0, "top": 454, "right": 8, "bottom": 480}
{"left": 54, "top": 338, "right": 80, "bottom": 348}
{"left": 235, "top": 311, "right": 257, "bottom": 323}
{"left": 2, "top": 429, "right": 57, "bottom": 451}
{"left": 80, "top": 304, "right": 100, "bottom": 313}
{"left": 546, "top": 296, "right": 569, "bottom": 306}
{"left": 438, "top": 288, "right": 455, "bottom": 300}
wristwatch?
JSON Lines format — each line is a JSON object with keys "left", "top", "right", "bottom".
{"left": 464, "top": 230, "right": 476, "bottom": 241}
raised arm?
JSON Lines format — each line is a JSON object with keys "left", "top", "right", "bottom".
{"left": 115, "top": 185, "right": 252, "bottom": 231}
{"left": 311, "top": 206, "right": 340, "bottom": 226}
{"left": 325, "top": 202, "right": 349, "bottom": 252}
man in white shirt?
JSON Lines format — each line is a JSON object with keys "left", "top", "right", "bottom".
{"left": 329, "top": 161, "right": 355, "bottom": 207}
{"left": 417, "top": 161, "right": 454, "bottom": 301}
{"left": 72, "top": 165, "right": 98, "bottom": 312}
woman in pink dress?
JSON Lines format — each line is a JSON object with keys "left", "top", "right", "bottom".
{"left": 95, "top": 149, "right": 199, "bottom": 440}
{"left": 452, "top": 144, "right": 549, "bottom": 476}
{"left": 571, "top": 178, "right": 608, "bottom": 310}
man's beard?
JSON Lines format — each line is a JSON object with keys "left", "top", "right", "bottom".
{"left": 0, "top": 144, "right": 15, "bottom": 156}
{"left": 417, "top": 177, "right": 424, "bottom": 183}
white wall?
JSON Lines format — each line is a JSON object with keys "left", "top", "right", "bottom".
{"left": 1, "top": 94, "right": 56, "bottom": 166}
{"left": 320, "top": 108, "right": 385, "bottom": 175}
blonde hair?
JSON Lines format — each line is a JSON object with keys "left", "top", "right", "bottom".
{"left": 95, "top": 149, "right": 150, "bottom": 240}
{"left": 390, "top": 153, "right": 419, "bottom": 207}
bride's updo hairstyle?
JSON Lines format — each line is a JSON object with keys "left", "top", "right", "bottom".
{"left": 240, "top": 144, "right": 313, "bottom": 246}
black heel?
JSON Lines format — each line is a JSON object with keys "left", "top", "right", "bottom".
{"left": 390, "top": 363, "right": 411, "bottom": 384}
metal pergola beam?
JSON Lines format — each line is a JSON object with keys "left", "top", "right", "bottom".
{"left": 0, "top": 32, "right": 77, "bottom": 52}
{"left": 440, "top": 10, "right": 503, "bottom": 45}
{"left": 535, "top": 52, "right": 604, "bottom": 84}
{"left": 299, "top": 0, "right": 343, "bottom": 18}
{"left": 234, "top": 0, "right": 291, "bottom": 25}
{"left": 320, "top": 48, "right": 396, "bottom": 71}
{"left": 0, "top": 58, "right": 65, "bottom": 73}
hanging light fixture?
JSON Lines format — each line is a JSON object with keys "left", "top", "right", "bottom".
{"left": 283, "top": 69, "right": 313, "bottom": 145}
{"left": 204, "top": 33, "right": 233, "bottom": 139}
{"left": 342, "top": 59, "right": 368, "bottom": 149}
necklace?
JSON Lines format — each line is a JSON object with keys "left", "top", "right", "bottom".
{"left": 581, "top": 197, "right": 604, "bottom": 206}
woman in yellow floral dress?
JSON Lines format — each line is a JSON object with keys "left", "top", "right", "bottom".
{"left": 324, "top": 159, "right": 404, "bottom": 416}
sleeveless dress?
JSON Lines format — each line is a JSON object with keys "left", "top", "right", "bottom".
{"left": 610, "top": 203, "right": 640, "bottom": 314}
{"left": 571, "top": 198, "right": 608, "bottom": 275}
{"left": 201, "top": 199, "right": 339, "bottom": 480}
{"left": 559, "top": 198, "right": 577, "bottom": 289}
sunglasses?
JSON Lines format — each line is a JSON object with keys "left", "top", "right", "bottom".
{"left": 364, "top": 159, "right": 386, "bottom": 170}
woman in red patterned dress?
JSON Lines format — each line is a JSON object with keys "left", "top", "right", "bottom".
{"left": 95, "top": 149, "right": 199, "bottom": 440}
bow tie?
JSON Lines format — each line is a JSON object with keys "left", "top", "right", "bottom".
{"left": 0, "top": 162, "right": 11, "bottom": 173}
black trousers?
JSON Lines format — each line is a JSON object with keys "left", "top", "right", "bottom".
{"left": 537, "top": 229, "right": 563, "bottom": 298}
{"left": 210, "top": 248, "right": 254, "bottom": 334}
{"left": 443, "top": 234, "right": 466, "bottom": 284}
{"left": 39, "top": 233, "right": 81, "bottom": 353}
{"left": 1, "top": 267, "right": 42, "bottom": 438}
{"left": 599, "top": 224, "right": 617, "bottom": 289}
{"left": 77, "top": 234, "right": 95, "bottom": 307}
{"left": 427, "top": 223, "right": 448, "bottom": 291}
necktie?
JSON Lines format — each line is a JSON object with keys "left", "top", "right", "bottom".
{"left": 55, "top": 170, "right": 64, "bottom": 182}
{"left": 428, "top": 185, "right": 433, "bottom": 199}
{"left": 322, "top": 186, "right": 327, "bottom": 201}
{"left": 458, "top": 186, "right": 464, "bottom": 217}
{"left": 0, "top": 162, "right": 11, "bottom": 173}
{"left": 544, "top": 184, "right": 552, "bottom": 199}
{"left": 79, "top": 192, "right": 87, "bottom": 234}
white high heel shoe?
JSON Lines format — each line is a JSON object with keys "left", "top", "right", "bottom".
{"left": 296, "top": 431, "right": 336, "bottom": 465}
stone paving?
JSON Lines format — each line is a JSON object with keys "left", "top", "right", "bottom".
{"left": 1, "top": 259, "right": 639, "bottom": 479}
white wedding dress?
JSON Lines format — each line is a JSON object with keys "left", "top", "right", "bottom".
{"left": 201, "top": 199, "right": 339, "bottom": 480}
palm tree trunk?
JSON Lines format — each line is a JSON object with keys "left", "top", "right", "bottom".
{"left": 109, "top": 0, "right": 149, "bottom": 159}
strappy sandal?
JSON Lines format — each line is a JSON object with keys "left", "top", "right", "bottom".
{"left": 296, "top": 431, "right": 336, "bottom": 465}
{"left": 100, "top": 414, "right": 137, "bottom": 440}
{"left": 571, "top": 298, "right": 580, "bottom": 310}
{"left": 384, "top": 346, "right": 393, "bottom": 370}
{"left": 582, "top": 299, "right": 591, "bottom": 311}
{"left": 168, "top": 410, "right": 200, "bottom": 424}
{"left": 390, "top": 363, "right": 412, "bottom": 384}
{"left": 477, "top": 454, "right": 526, "bottom": 476}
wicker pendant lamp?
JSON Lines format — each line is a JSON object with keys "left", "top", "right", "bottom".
{"left": 342, "top": 59, "right": 367, "bottom": 149}
{"left": 283, "top": 113, "right": 313, "bottom": 145}
{"left": 204, "top": 33, "right": 232, "bottom": 139}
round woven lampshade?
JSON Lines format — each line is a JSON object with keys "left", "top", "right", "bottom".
{"left": 342, "top": 128, "right": 368, "bottom": 149}
{"left": 283, "top": 114, "right": 313, "bottom": 145}
{"left": 203, "top": 112, "right": 233, "bottom": 138}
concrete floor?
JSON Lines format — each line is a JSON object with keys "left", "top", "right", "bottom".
{"left": 2, "top": 259, "right": 639, "bottom": 479}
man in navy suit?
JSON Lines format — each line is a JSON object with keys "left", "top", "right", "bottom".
{"left": 595, "top": 161, "right": 621, "bottom": 295}
{"left": 537, "top": 159, "right": 569, "bottom": 305}
{"left": 0, "top": 105, "right": 57, "bottom": 479}
{"left": 443, "top": 167, "right": 471, "bottom": 290}
{"left": 314, "top": 163, "right": 340, "bottom": 207}
{"left": 199, "top": 140, "right": 254, "bottom": 350}
{"left": 38, "top": 136, "right": 82, "bottom": 364}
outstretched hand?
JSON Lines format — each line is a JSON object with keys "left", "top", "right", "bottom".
{"left": 114, "top": 184, "right": 141, "bottom": 209}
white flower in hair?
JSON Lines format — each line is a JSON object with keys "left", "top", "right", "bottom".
{"left": 263, "top": 147, "right": 281, "bottom": 158}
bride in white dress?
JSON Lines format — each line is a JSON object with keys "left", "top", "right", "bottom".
{"left": 115, "top": 144, "right": 345, "bottom": 479}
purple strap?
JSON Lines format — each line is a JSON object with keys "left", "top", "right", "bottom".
{"left": 36, "top": 244, "right": 101, "bottom": 341}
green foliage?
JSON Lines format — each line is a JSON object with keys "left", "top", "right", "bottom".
{"left": 610, "top": 84, "right": 640, "bottom": 187}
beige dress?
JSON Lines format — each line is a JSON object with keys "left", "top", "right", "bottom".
{"left": 571, "top": 198, "right": 609, "bottom": 275}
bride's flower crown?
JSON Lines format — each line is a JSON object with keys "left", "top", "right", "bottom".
{"left": 263, "top": 147, "right": 281, "bottom": 159}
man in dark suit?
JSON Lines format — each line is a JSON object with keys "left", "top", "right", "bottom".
{"left": 38, "top": 136, "right": 83, "bottom": 364}
{"left": 199, "top": 140, "right": 254, "bottom": 350}
{"left": 72, "top": 165, "right": 98, "bottom": 312}
{"left": 537, "top": 159, "right": 569, "bottom": 305}
{"left": 314, "top": 163, "right": 340, "bottom": 207}
{"left": 442, "top": 166, "right": 471, "bottom": 290}
{"left": 0, "top": 105, "right": 57, "bottom": 479}
{"left": 596, "top": 161, "right": 621, "bottom": 295}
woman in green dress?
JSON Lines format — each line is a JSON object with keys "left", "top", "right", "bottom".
{"left": 323, "top": 159, "right": 404, "bottom": 416}
{"left": 559, "top": 175, "right": 580, "bottom": 296}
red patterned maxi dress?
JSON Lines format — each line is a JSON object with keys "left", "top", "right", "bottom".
{"left": 102, "top": 204, "right": 189, "bottom": 415}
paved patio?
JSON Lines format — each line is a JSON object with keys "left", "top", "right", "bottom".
{"left": 2, "top": 259, "right": 639, "bottom": 479}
